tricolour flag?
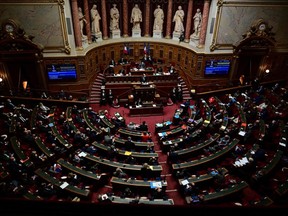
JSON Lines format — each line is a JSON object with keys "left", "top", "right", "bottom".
{"left": 143, "top": 43, "right": 147, "bottom": 54}
{"left": 123, "top": 43, "right": 129, "bottom": 55}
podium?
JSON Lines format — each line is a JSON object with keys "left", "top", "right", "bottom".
{"left": 133, "top": 83, "right": 156, "bottom": 102}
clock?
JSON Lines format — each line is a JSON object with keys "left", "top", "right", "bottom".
{"left": 2, "top": 19, "right": 18, "bottom": 34}
{"left": 259, "top": 23, "right": 266, "bottom": 31}
{"left": 5, "top": 24, "right": 14, "bottom": 33}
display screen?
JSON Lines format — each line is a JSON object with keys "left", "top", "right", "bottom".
{"left": 204, "top": 59, "right": 230, "bottom": 76}
{"left": 47, "top": 64, "right": 77, "bottom": 81}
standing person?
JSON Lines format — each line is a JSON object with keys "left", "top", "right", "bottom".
{"left": 192, "top": 8, "right": 202, "bottom": 38}
{"left": 173, "top": 5, "right": 185, "bottom": 33}
{"left": 90, "top": 4, "right": 101, "bottom": 34}
{"left": 153, "top": 5, "right": 164, "bottom": 31}
{"left": 110, "top": 4, "right": 120, "bottom": 31}
{"left": 130, "top": 4, "right": 142, "bottom": 30}
{"left": 78, "top": 7, "right": 87, "bottom": 39}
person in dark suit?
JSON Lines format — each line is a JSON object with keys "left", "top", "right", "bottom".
{"left": 138, "top": 121, "right": 148, "bottom": 131}
{"left": 140, "top": 73, "right": 147, "bottom": 83}
{"left": 109, "top": 59, "right": 116, "bottom": 67}
{"left": 124, "top": 136, "right": 136, "bottom": 151}
{"left": 118, "top": 56, "right": 128, "bottom": 65}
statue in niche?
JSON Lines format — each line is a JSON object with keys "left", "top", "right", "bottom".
{"left": 130, "top": 4, "right": 142, "bottom": 30}
{"left": 110, "top": 4, "right": 120, "bottom": 31}
{"left": 191, "top": 8, "right": 202, "bottom": 39}
{"left": 78, "top": 7, "right": 87, "bottom": 39}
{"left": 153, "top": 5, "right": 164, "bottom": 31}
{"left": 173, "top": 5, "right": 185, "bottom": 33}
{"left": 90, "top": 4, "right": 101, "bottom": 34}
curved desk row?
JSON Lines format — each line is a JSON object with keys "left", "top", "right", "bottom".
{"left": 172, "top": 138, "right": 240, "bottom": 171}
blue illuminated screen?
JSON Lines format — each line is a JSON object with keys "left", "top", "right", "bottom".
{"left": 204, "top": 59, "right": 230, "bottom": 76}
{"left": 47, "top": 64, "right": 77, "bottom": 81}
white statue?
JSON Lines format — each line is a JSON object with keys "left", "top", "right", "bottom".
{"left": 110, "top": 4, "right": 120, "bottom": 31}
{"left": 90, "top": 4, "right": 101, "bottom": 34}
{"left": 173, "top": 5, "right": 185, "bottom": 33}
{"left": 192, "top": 8, "right": 202, "bottom": 39}
{"left": 153, "top": 5, "right": 164, "bottom": 31}
{"left": 78, "top": 7, "right": 87, "bottom": 39}
{"left": 130, "top": 4, "right": 142, "bottom": 30}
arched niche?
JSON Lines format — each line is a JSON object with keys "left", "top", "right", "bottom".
{"left": 231, "top": 19, "right": 276, "bottom": 84}
{"left": 0, "top": 19, "right": 46, "bottom": 94}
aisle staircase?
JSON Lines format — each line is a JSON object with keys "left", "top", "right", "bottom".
{"left": 89, "top": 72, "right": 105, "bottom": 104}
{"left": 178, "top": 75, "right": 191, "bottom": 101}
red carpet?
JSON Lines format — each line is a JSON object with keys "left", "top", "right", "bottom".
{"left": 91, "top": 102, "right": 186, "bottom": 204}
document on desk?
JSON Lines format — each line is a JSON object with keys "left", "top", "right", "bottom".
{"left": 220, "top": 125, "right": 226, "bottom": 131}
{"left": 60, "top": 182, "right": 69, "bottom": 189}
{"left": 238, "top": 131, "right": 246, "bottom": 136}
{"left": 124, "top": 151, "right": 132, "bottom": 155}
{"left": 181, "top": 179, "right": 189, "bottom": 186}
{"left": 150, "top": 181, "right": 162, "bottom": 188}
{"left": 78, "top": 151, "right": 87, "bottom": 157}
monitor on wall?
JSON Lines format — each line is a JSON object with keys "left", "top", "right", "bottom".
{"left": 47, "top": 64, "right": 77, "bottom": 81}
{"left": 204, "top": 59, "right": 231, "bottom": 76}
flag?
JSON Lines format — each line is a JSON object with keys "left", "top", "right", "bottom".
{"left": 143, "top": 43, "right": 147, "bottom": 54}
{"left": 147, "top": 43, "right": 150, "bottom": 55}
{"left": 123, "top": 43, "right": 129, "bottom": 55}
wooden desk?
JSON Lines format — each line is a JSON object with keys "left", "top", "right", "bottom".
{"left": 174, "top": 133, "right": 220, "bottom": 158}
{"left": 109, "top": 195, "right": 174, "bottom": 205}
{"left": 48, "top": 106, "right": 72, "bottom": 149}
{"left": 172, "top": 138, "right": 239, "bottom": 171}
{"left": 10, "top": 136, "right": 33, "bottom": 167}
{"left": 83, "top": 153, "right": 162, "bottom": 176}
{"left": 91, "top": 141, "right": 158, "bottom": 161}
{"left": 57, "top": 158, "right": 103, "bottom": 181}
{"left": 35, "top": 168, "right": 90, "bottom": 197}
{"left": 82, "top": 110, "right": 102, "bottom": 134}
{"left": 114, "top": 137, "right": 154, "bottom": 149}
{"left": 118, "top": 128, "right": 143, "bottom": 139}
{"left": 111, "top": 176, "right": 167, "bottom": 190}
{"left": 129, "top": 105, "right": 163, "bottom": 116}
{"left": 34, "top": 136, "right": 54, "bottom": 157}
{"left": 252, "top": 150, "right": 283, "bottom": 181}
{"left": 203, "top": 181, "right": 248, "bottom": 202}
{"left": 178, "top": 173, "right": 214, "bottom": 185}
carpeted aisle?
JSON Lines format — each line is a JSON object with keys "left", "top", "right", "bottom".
{"left": 91, "top": 103, "right": 186, "bottom": 205}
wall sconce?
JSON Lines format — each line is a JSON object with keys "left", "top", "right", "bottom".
{"left": 22, "top": 81, "right": 28, "bottom": 90}
{"left": 265, "top": 69, "right": 270, "bottom": 74}
{"left": 0, "top": 78, "right": 2, "bottom": 83}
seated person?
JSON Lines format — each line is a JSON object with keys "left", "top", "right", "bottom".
{"left": 118, "top": 56, "right": 128, "bottom": 65}
{"left": 140, "top": 73, "right": 147, "bottom": 84}
{"left": 138, "top": 61, "right": 146, "bottom": 70}
{"left": 141, "top": 131, "right": 151, "bottom": 142}
{"left": 168, "top": 64, "right": 176, "bottom": 73}
{"left": 112, "top": 96, "right": 120, "bottom": 108}
{"left": 156, "top": 66, "right": 163, "bottom": 74}
{"left": 124, "top": 136, "right": 136, "bottom": 151}
{"left": 113, "top": 167, "right": 127, "bottom": 178}
{"left": 109, "top": 59, "right": 116, "bottom": 67}
{"left": 135, "top": 97, "right": 142, "bottom": 106}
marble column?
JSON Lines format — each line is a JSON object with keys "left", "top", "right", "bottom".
{"left": 144, "top": 0, "right": 151, "bottom": 37}
{"left": 165, "top": 0, "right": 173, "bottom": 39}
{"left": 101, "top": 0, "right": 108, "bottom": 40}
{"left": 123, "top": 0, "right": 129, "bottom": 37}
{"left": 198, "top": 0, "right": 211, "bottom": 48}
{"left": 83, "top": 0, "right": 92, "bottom": 43}
{"left": 71, "top": 0, "right": 82, "bottom": 50}
{"left": 184, "top": 0, "right": 193, "bottom": 43}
